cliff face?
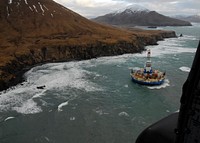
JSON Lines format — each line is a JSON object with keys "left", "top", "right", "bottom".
{"left": 0, "top": 0, "right": 176, "bottom": 91}
{"left": 0, "top": 30, "right": 176, "bottom": 91}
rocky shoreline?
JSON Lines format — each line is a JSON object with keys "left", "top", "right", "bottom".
{"left": 0, "top": 30, "right": 176, "bottom": 91}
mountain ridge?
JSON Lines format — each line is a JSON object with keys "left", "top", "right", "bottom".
{"left": 172, "top": 15, "right": 200, "bottom": 23}
{"left": 92, "top": 5, "right": 192, "bottom": 26}
{"left": 114, "top": 4, "right": 150, "bottom": 14}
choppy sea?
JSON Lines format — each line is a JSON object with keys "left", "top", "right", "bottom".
{"left": 0, "top": 23, "right": 199, "bottom": 143}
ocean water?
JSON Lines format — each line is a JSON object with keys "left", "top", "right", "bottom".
{"left": 0, "top": 24, "right": 199, "bottom": 143}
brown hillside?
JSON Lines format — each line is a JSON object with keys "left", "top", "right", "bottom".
{"left": 0, "top": 0, "right": 176, "bottom": 90}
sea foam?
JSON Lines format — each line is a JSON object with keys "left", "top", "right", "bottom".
{"left": 25, "top": 63, "right": 103, "bottom": 92}
{"left": 58, "top": 101, "right": 69, "bottom": 112}
{"left": 118, "top": 111, "right": 130, "bottom": 117}
{"left": 0, "top": 61, "right": 104, "bottom": 114}
{"left": 147, "top": 79, "right": 170, "bottom": 90}
{"left": 12, "top": 99, "right": 42, "bottom": 114}
{"left": 179, "top": 66, "right": 191, "bottom": 72}
{"left": 145, "top": 39, "right": 196, "bottom": 57}
{"left": 4, "top": 117, "right": 15, "bottom": 121}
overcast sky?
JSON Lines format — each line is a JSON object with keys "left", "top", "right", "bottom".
{"left": 54, "top": 0, "right": 200, "bottom": 18}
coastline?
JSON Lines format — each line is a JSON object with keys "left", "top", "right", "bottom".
{"left": 0, "top": 30, "right": 177, "bottom": 92}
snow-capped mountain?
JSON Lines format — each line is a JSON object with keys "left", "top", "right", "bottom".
{"left": 93, "top": 5, "right": 192, "bottom": 26}
{"left": 114, "top": 4, "right": 150, "bottom": 15}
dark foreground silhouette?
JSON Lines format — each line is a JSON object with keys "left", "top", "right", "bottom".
{"left": 136, "top": 40, "right": 200, "bottom": 143}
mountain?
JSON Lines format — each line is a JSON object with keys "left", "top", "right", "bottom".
{"left": 92, "top": 5, "right": 192, "bottom": 27}
{"left": 1, "top": 0, "right": 134, "bottom": 45}
{"left": 114, "top": 4, "right": 150, "bottom": 14}
{"left": 0, "top": 0, "right": 176, "bottom": 91}
{"left": 172, "top": 15, "right": 200, "bottom": 23}
{"left": 0, "top": 0, "right": 138, "bottom": 66}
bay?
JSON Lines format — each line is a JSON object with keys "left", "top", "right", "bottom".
{"left": 0, "top": 23, "right": 199, "bottom": 143}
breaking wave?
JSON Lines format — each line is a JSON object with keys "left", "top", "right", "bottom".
{"left": 179, "top": 66, "right": 191, "bottom": 72}
{"left": 0, "top": 62, "right": 104, "bottom": 114}
{"left": 147, "top": 79, "right": 170, "bottom": 90}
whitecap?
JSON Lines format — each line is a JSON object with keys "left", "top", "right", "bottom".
{"left": 95, "top": 55, "right": 128, "bottom": 65}
{"left": 12, "top": 99, "right": 42, "bottom": 114}
{"left": 144, "top": 38, "right": 197, "bottom": 57}
{"left": 70, "top": 117, "right": 75, "bottom": 121}
{"left": 0, "top": 60, "right": 105, "bottom": 114}
{"left": 179, "top": 66, "right": 191, "bottom": 72}
{"left": 147, "top": 79, "right": 170, "bottom": 90}
{"left": 95, "top": 109, "right": 103, "bottom": 115}
{"left": 0, "top": 83, "right": 46, "bottom": 114}
{"left": 44, "top": 137, "right": 50, "bottom": 142}
{"left": 58, "top": 101, "right": 69, "bottom": 112}
{"left": 124, "top": 84, "right": 129, "bottom": 88}
{"left": 179, "top": 35, "right": 198, "bottom": 41}
{"left": 128, "top": 67, "right": 141, "bottom": 71}
{"left": 105, "top": 37, "right": 197, "bottom": 60}
{"left": 94, "top": 107, "right": 109, "bottom": 116}
{"left": 25, "top": 63, "right": 103, "bottom": 92}
{"left": 118, "top": 111, "right": 129, "bottom": 117}
{"left": 4, "top": 117, "right": 15, "bottom": 121}
{"left": 32, "top": 90, "right": 46, "bottom": 98}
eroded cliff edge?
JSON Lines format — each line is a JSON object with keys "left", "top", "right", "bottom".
{"left": 0, "top": 30, "right": 176, "bottom": 91}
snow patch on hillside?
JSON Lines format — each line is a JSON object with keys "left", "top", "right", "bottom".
{"left": 6, "top": 6, "right": 10, "bottom": 17}
{"left": 33, "top": 5, "right": 38, "bottom": 13}
{"left": 29, "top": 6, "right": 33, "bottom": 11}
{"left": 38, "top": 2, "right": 45, "bottom": 15}
{"left": 24, "top": 0, "right": 28, "bottom": 5}
{"left": 43, "top": 5, "right": 49, "bottom": 10}
{"left": 127, "top": 4, "right": 150, "bottom": 12}
{"left": 8, "top": 0, "right": 12, "bottom": 4}
{"left": 113, "top": 4, "right": 150, "bottom": 15}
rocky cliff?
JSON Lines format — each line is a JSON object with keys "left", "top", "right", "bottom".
{"left": 0, "top": 30, "right": 176, "bottom": 91}
{"left": 0, "top": 0, "right": 176, "bottom": 91}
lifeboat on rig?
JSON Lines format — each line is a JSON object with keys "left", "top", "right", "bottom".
{"left": 130, "top": 49, "right": 165, "bottom": 86}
